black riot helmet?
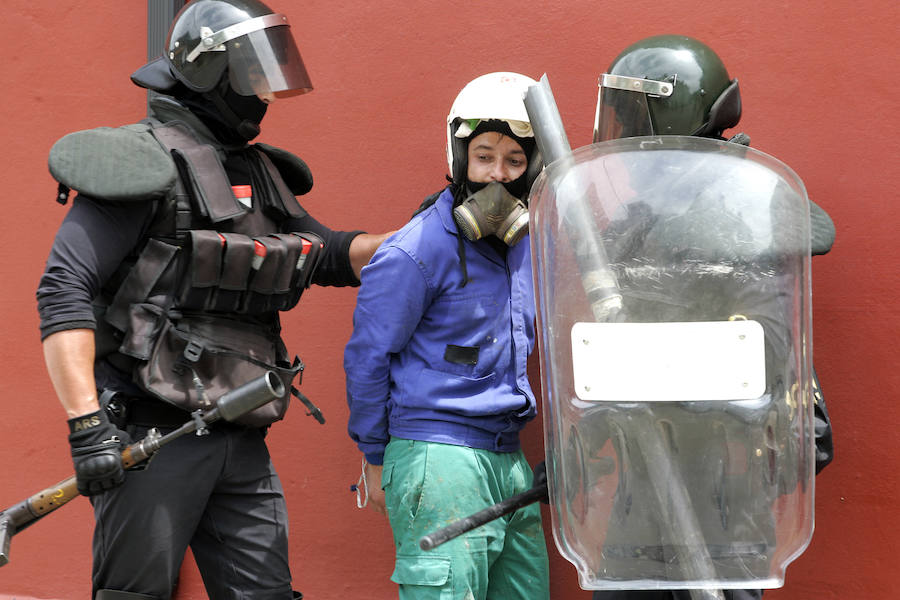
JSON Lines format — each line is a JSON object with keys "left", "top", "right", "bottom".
{"left": 593, "top": 35, "right": 741, "bottom": 142}
{"left": 132, "top": 0, "right": 312, "bottom": 99}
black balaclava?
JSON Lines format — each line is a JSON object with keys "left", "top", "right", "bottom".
{"left": 462, "top": 119, "right": 536, "bottom": 201}
{"left": 178, "top": 75, "right": 268, "bottom": 145}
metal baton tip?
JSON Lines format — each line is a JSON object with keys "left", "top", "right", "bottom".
{"left": 0, "top": 516, "right": 13, "bottom": 567}
{"left": 418, "top": 534, "right": 437, "bottom": 552}
{"left": 216, "top": 372, "right": 284, "bottom": 422}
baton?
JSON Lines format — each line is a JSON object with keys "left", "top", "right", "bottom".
{"left": 419, "top": 483, "right": 548, "bottom": 551}
{"left": 0, "top": 371, "right": 284, "bottom": 567}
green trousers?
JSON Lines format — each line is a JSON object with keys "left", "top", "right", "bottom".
{"left": 382, "top": 438, "right": 550, "bottom": 600}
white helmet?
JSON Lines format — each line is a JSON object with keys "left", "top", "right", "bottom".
{"left": 446, "top": 72, "right": 538, "bottom": 185}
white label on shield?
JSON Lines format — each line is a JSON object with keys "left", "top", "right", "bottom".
{"left": 571, "top": 320, "right": 766, "bottom": 401}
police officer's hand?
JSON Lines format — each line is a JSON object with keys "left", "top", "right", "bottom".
{"left": 67, "top": 409, "right": 128, "bottom": 496}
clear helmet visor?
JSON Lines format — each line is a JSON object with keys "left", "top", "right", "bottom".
{"left": 226, "top": 24, "right": 312, "bottom": 99}
{"left": 592, "top": 74, "right": 674, "bottom": 143}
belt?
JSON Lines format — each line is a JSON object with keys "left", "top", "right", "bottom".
{"left": 124, "top": 397, "right": 191, "bottom": 428}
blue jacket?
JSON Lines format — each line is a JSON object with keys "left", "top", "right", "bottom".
{"left": 345, "top": 187, "right": 537, "bottom": 465}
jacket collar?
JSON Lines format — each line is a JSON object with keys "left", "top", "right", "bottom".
{"left": 148, "top": 95, "right": 248, "bottom": 152}
{"left": 435, "top": 187, "right": 460, "bottom": 236}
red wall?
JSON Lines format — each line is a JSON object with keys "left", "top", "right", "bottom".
{"left": 1, "top": 1, "right": 897, "bottom": 598}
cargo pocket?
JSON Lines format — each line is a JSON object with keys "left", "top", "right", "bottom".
{"left": 390, "top": 555, "right": 451, "bottom": 598}
{"left": 381, "top": 461, "right": 394, "bottom": 491}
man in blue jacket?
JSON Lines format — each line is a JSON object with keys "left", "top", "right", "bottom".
{"left": 344, "top": 72, "right": 550, "bottom": 599}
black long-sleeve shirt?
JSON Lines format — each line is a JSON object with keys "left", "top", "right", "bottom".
{"left": 37, "top": 193, "right": 360, "bottom": 340}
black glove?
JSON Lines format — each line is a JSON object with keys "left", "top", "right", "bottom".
{"left": 67, "top": 409, "right": 128, "bottom": 496}
{"left": 531, "top": 461, "right": 550, "bottom": 504}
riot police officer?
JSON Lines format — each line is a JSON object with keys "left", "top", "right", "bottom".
{"left": 37, "top": 1, "right": 390, "bottom": 598}
{"left": 588, "top": 34, "right": 835, "bottom": 600}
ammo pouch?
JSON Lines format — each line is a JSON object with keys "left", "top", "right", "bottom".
{"left": 122, "top": 305, "right": 302, "bottom": 428}
{"left": 179, "top": 230, "right": 324, "bottom": 314}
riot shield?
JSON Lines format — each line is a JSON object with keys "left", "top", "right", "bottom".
{"left": 530, "top": 136, "right": 814, "bottom": 591}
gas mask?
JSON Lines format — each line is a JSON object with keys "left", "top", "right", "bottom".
{"left": 453, "top": 181, "right": 529, "bottom": 246}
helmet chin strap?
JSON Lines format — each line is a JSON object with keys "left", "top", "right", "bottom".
{"left": 205, "top": 80, "right": 262, "bottom": 141}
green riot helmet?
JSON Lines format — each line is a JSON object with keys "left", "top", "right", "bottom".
{"left": 133, "top": 0, "right": 312, "bottom": 99}
{"left": 593, "top": 35, "right": 741, "bottom": 142}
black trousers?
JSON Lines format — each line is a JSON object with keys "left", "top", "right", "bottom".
{"left": 593, "top": 590, "right": 762, "bottom": 600}
{"left": 90, "top": 423, "right": 293, "bottom": 600}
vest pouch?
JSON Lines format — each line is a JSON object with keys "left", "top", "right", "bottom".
{"left": 269, "top": 233, "right": 302, "bottom": 303}
{"left": 134, "top": 314, "right": 300, "bottom": 427}
{"left": 178, "top": 230, "right": 223, "bottom": 310}
{"left": 243, "top": 235, "right": 288, "bottom": 314}
{"left": 215, "top": 232, "right": 256, "bottom": 312}
{"left": 266, "top": 233, "right": 304, "bottom": 311}
{"left": 283, "top": 232, "right": 325, "bottom": 308}
{"left": 104, "top": 238, "right": 180, "bottom": 334}
{"left": 118, "top": 302, "right": 167, "bottom": 361}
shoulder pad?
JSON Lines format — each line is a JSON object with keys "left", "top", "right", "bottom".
{"left": 48, "top": 123, "right": 176, "bottom": 202}
{"left": 810, "top": 201, "right": 835, "bottom": 256}
{"left": 255, "top": 142, "right": 313, "bottom": 196}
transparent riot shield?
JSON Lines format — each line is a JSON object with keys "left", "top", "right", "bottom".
{"left": 530, "top": 136, "right": 814, "bottom": 591}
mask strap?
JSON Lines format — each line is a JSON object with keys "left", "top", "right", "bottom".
{"left": 451, "top": 184, "right": 471, "bottom": 287}
{"left": 455, "top": 231, "right": 470, "bottom": 288}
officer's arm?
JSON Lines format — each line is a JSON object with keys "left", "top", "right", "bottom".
{"left": 348, "top": 231, "right": 396, "bottom": 280}
{"left": 283, "top": 212, "right": 393, "bottom": 287}
{"left": 45, "top": 326, "right": 128, "bottom": 497}
{"left": 36, "top": 195, "right": 155, "bottom": 417}
{"left": 42, "top": 329, "right": 99, "bottom": 418}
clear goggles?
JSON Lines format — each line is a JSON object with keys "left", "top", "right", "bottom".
{"left": 592, "top": 73, "right": 674, "bottom": 142}
{"left": 186, "top": 13, "right": 313, "bottom": 99}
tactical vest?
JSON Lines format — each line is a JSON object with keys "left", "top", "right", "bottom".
{"left": 50, "top": 119, "right": 324, "bottom": 427}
